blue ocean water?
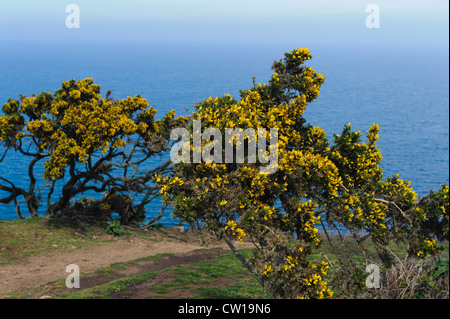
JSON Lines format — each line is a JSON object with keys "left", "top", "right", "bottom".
{"left": 0, "top": 41, "right": 448, "bottom": 225}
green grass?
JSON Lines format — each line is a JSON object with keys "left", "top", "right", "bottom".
{"left": 173, "top": 268, "right": 212, "bottom": 285}
{"left": 57, "top": 250, "right": 267, "bottom": 299}
{"left": 195, "top": 250, "right": 253, "bottom": 279}
{"left": 196, "top": 281, "right": 265, "bottom": 299}
{"left": 63, "top": 271, "right": 159, "bottom": 299}
{"left": 145, "top": 250, "right": 268, "bottom": 299}
{"left": 0, "top": 217, "right": 160, "bottom": 265}
{"left": 0, "top": 218, "right": 100, "bottom": 264}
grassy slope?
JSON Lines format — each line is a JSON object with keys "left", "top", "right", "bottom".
{"left": 0, "top": 217, "right": 148, "bottom": 265}
{"left": 1, "top": 217, "right": 448, "bottom": 299}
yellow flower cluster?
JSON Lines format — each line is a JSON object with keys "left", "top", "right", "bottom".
{"left": 417, "top": 238, "right": 436, "bottom": 257}
{"left": 0, "top": 99, "right": 24, "bottom": 142}
{"left": 366, "top": 200, "right": 388, "bottom": 230}
{"left": 301, "top": 262, "right": 333, "bottom": 299}
{"left": 225, "top": 220, "right": 246, "bottom": 242}
{"left": 2, "top": 98, "right": 20, "bottom": 114}
{"left": 219, "top": 199, "right": 227, "bottom": 206}
{"left": 440, "top": 184, "right": 449, "bottom": 219}
{"left": 279, "top": 151, "right": 341, "bottom": 199}
{"left": 262, "top": 264, "right": 273, "bottom": 276}
{"left": 158, "top": 175, "right": 184, "bottom": 195}
{"left": 284, "top": 255, "right": 299, "bottom": 271}
{"left": 340, "top": 194, "right": 362, "bottom": 222}
{"left": 0, "top": 115, "right": 17, "bottom": 139}
{"left": 381, "top": 175, "right": 418, "bottom": 204}
{"left": 366, "top": 123, "right": 380, "bottom": 146}
{"left": 239, "top": 166, "right": 259, "bottom": 181}
{"left": 43, "top": 131, "right": 89, "bottom": 178}
{"left": 290, "top": 48, "right": 312, "bottom": 62}
{"left": 297, "top": 200, "right": 321, "bottom": 245}
{"left": 195, "top": 91, "right": 266, "bottom": 131}
{"left": 424, "top": 238, "right": 435, "bottom": 248}
{"left": 336, "top": 193, "right": 388, "bottom": 231}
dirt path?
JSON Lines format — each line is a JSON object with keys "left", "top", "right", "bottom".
{"left": 0, "top": 232, "right": 249, "bottom": 297}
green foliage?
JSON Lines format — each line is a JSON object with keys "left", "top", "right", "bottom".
{"left": 106, "top": 220, "right": 125, "bottom": 237}
{"left": 329, "top": 263, "right": 367, "bottom": 298}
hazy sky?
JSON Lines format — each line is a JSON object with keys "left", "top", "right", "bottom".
{"left": 0, "top": 0, "right": 448, "bottom": 48}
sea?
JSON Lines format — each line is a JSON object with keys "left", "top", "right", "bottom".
{"left": 0, "top": 41, "right": 448, "bottom": 226}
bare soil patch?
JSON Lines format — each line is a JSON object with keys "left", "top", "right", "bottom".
{"left": 0, "top": 228, "right": 250, "bottom": 298}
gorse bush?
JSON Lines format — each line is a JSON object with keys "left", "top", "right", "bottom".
{"left": 156, "top": 48, "right": 449, "bottom": 298}
{"left": 0, "top": 78, "right": 188, "bottom": 225}
{"left": 0, "top": 48, "right": 448, "bottom": 298}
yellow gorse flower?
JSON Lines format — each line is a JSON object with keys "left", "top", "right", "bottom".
{"left": 225, "top": 220, "right": 246, "bottom": 242}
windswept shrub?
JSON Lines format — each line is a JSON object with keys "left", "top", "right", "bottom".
{"left": 157, "top": 48, "right": 448, "bottom": 298}
{"left": 0, "top": 79, "right": 188, "bottom": 225}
